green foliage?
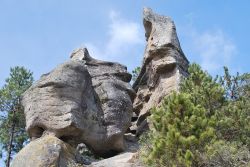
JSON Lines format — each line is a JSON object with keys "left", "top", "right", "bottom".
{"left": 132, "top": 67, "right": 141, "bottom": 82}
{"left": 144, "top": 93, "right": 216, "bottom": 166}
{"left": 180, "top": 63, "right": 225, "bottom": 116}
{"left": 216, "top": 67, "right": 250, "bottom": 144}
{"left": 0, "top": 66, "right": 33, "bottom": 164}
{"left": 220, "top": 66, "right": 250, "bottom": 100}
{"left": 140, "top": 63, "right": 250, "bottom": 167}
{"left": 216, "top": 98, "right": 250, "bottom": 145}
{"left": 203, "top": 141, "right": 250, "bottom": 167}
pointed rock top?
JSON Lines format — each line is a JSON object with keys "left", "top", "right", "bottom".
{"left": 143, "top": 7, "right": 153, "bottom": 17}
{"left": 143, "top": 7, "right": 171, "bottom": 23}
{"left": 142, "top": 7, "right": 177, "bottom": 44}
{"left": 70, "top": 47, "right": 93, "bottom": 61}
{"left": 143, "top": 7, "right": 172, "bottom": 22}
{"left": 70, "top": 47, "right": 127, "bottom": 68}
{"left": 142, "top": 7, "right": 186, "bottom": 59}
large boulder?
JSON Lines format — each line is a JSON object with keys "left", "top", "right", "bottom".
{"left": 21, "top": 49, "right": 134, "bottom": 156}
{"left": 10, "top": 135, "right": 81, "bottom": 167}
{"left": 22, "top": 59, "right": 107, "bottom": 152}
{"left": 71, "top": 47, "right": 135, "bottom": 155}
{"left": 130, "top": 8, "right": 189, "bottom": 135}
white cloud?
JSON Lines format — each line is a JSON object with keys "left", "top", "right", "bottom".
{"left": 85, "top": 10, "right": 143, "bottom": 61}
{"left": 181, "top": 25, "right": 237, "bottom": 74}
{"left": 194, "top": 30, "right": 236, "bottom": 72}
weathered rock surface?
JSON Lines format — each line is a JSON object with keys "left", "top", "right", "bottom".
{"left": 71, "top": 47, "right": 135, "bottom": 155}
{"left": 22, "top": 59, "right": 106, "bottom": 152}
{"left": 10, "top": 135, "right": 81, "bottom": 167}
{"left": 21, "top": 48, "right": 134, "bottom": 156}
{"left": 130, "top": 8, "right": 189, "bottom": 135}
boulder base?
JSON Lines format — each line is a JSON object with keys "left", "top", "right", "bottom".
{"left": 11, "top": 135, "right": 81, "bottom": 167}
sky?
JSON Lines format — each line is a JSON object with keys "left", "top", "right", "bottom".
{"left": 1, "top": 0, "right": 250, "bottom": 87}
{"left": 0, "top": 0, "right": 250, "bottom": 165}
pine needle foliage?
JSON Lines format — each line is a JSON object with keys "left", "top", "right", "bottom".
{"left": 140, "top": 63, "right": 250, "bottom": 167}
{"left": 0, "top": 66, "right": 33, "bottom": 166}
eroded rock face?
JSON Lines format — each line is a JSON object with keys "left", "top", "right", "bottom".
{"left": 22, "top": 59, "right": 104, "bottom": 143}
{"left": 21, "top": 49, "right": 134, "bottom": 156}
{"left": 71, "top": 47, "right": 135, "bottom": 155}
{"left": 130, "top": 8, "right": 189, "bottom": 135}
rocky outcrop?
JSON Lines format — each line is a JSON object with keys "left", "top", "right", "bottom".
{"left": 129, "top": 8, "right": 189, "bottom": 136}
{"left": 12, "top": 7, "right": 189, "bottom": 167}
{"left": 21, "top": 48, "right": 134, "bottom": 157}
{"left": 10, "top": 135, "right": 81, "bottom": 167}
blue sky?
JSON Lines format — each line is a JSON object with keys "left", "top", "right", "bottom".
{"left": 1, "top": 0, "right": 250, "bottom": 87}
{"left": 0, "top": 0, "right": 250, "bottom": 165}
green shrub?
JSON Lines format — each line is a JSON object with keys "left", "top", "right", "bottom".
{"left": 143, "top": 92, "right": 216, "bottom": 167}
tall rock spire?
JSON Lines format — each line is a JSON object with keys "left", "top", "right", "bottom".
{"left": 130, "top": 8, "right": 189, "bottom": 135}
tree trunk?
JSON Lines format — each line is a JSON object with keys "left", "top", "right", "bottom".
{"left": 6, "top": 110, "right": 16, "bottom": 167}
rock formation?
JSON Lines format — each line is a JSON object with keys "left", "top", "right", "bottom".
{"left": 20, "top": 48, "right": 134, "bottom": 159}
{"left": 11, "top": 7, "right": 189, "bottom": 167}
{"left": 129, "top": 8, "right": 189, "bottom": 136}
{"left": 70, "top": 47, "right": 136, "bottom": 155}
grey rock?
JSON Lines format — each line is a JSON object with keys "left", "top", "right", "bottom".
{"left": 124, "top": 140, "right": 140, "bottom": 153}
{"left": 132, "top": 8, "right": 189, "bottom": 135}
{"left": 22, "top": 59, "right": 105, "bottom": 147}
{"left": 71, "top": 47, "right": 136, "bottom": 155}
{"left": 21, "top": 48, "right": 134, "bottom": 156}
{"left": 10, "top": 135, "right": 81, "bottom": 167}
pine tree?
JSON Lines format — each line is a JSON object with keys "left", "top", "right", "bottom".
{"left": 0, "top": 66, "right": 33, "bottom": 167}
{"left": 216, "top": 67, "right": 250, "bottom": 144}
{"left": 145, "top": 92, "right": 216, "bottom": 166}
{"left": 143, "top": 64, "right": 221, "bottom": 166}
{"left": 140, "top": 64, "right": 250, "bottom": 166}
{"left": 180, "top": 63, "right": 225, "bottom": 116}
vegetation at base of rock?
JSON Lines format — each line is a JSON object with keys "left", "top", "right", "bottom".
{"left": 140, "top": 63, "right": 250, "bottom": 167}
{"left": 0, "top": 66, "right": 33, "bottom": 166}
{"left": 132, "top": 67, "right": 141, "bottom": 82}
{"left": 77, "top": 143, "right": 103, "bottom": 162}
